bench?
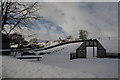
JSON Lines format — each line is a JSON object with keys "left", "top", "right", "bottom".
{"left": 17, "top": 56, "right": 42, "bottom": 61}
{"left": 21, "top": 52, "right": 35, "bottom": 56}
{"left": 13, "top": 51, "right": 36, "bottom": 57}
{"left": 38, "top": 52, "right": 50, "bottom": 55}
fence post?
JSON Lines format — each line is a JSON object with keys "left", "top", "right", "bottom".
{"left": 70, "top": 53, "right": 72, "bottom": 60}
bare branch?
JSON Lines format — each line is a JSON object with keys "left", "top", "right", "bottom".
{"left": 1, "top": 1, "right": 41, "bottom": 35}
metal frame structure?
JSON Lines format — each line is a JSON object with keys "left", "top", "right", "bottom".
{"left": 71, "top": 39, "right": 106, "bottom": 59}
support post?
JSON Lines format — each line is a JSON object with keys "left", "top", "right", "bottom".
{"left": 97, "top": 40, "right": 99, "bottom": 58}
{"left": 93, "top": 40, "right": 95, "bottom": 57}
{"left": 70, "top": 53, "right": 72, "bottom": 60}
{"left": 84, "top": 40, "right": 86, "bottom": 58}
{"left": 37, "top": 58, "right": 39, "bottom": 61}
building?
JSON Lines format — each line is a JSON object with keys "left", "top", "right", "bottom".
{"left": 1, "top": 32, "right": 10, "bottom": 49}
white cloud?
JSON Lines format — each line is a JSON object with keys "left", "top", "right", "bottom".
{"left": 36, "top": 2, "right": 118, "bottom": 39}
{"left": 51, "top": 26, "right": 56, "bottom": 31}
{"left": 11, "top": 2, "right": 118, "bottom": 41}
{"left": 11, "top": 0, "right": 119, "bottom": 2}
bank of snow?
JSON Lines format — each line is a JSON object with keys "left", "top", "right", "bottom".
{"left": 2, "top": 56, "right": 95, "bottom": 78}
{"left": 0, "top": 55, "right": 2, "bottom": 79}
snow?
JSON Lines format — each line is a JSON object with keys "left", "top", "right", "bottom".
{"left": 2, "top": 56, "right": 95, "bottom": 78}
{"left": 40, "top": 43, "right": 118, "bottom": 78}
{"left": 0, "top": 55, "right": 2, "bottom": 79}
{"left": 10, "top": 44, "right": 18, "bottom": 48}
{"left": 99, "top": 38, "right": 118, "bottom": 53}
{"left": 2, "top": 42, "right": 118, "bottom": 78}
{"left": 33, "top": 42, "right": 82, "bottom": 55}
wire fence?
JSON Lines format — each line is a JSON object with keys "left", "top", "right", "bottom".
{"left": 91, "top": 36, "right": 118, "bottom": 40}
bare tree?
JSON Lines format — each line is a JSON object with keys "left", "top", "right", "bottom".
{"left": 66, "top": 35, "right": 73, "bottom": 40}
{"left": 10, "top": 32, "right": 25, "bottom": 45}
{"left": 79, "top": 29, "right": 88, "bottom": 40}
{"left": 1, "top": 0, "right": 41, "bottom": 36}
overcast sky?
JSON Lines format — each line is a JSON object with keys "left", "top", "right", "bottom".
{"left": 13, "top": 2, "right": 118, "bottom": 41}
{"left": 12, "top": 0, "right": 119, "bottom": 2}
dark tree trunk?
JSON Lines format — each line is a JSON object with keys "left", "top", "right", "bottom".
{"left": 2, "top": 33, "right": 11, "bottom": 55}
{"left": 2, "top": 33, "right": 10, "bottom": 49}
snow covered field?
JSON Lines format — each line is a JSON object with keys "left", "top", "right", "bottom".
{"left": 0, "top": 55, "right": 2, "bottom": 79}
{"left": 2, "top": 42, "right": 118, "bottom": 78}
